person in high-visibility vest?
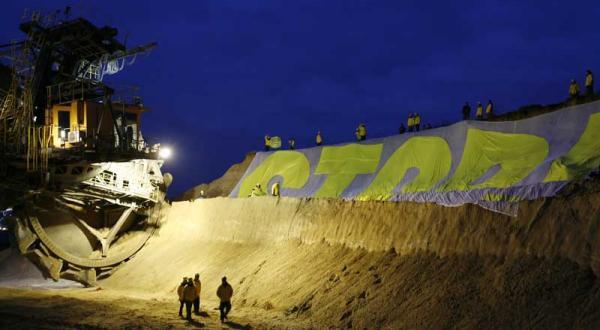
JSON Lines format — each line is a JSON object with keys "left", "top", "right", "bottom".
{"left": 271, "top": 182, "right": 280, "bottom": 197}
{"left": 585, "top": 70, "right": 594, "bottom": 96}
{"left": 358, "top": 123, "right": 367, "bottom": 140}
{"left": 316, "top": 131, "right": 323, "bottom": 146}
{"left": 485, "top": 100, "right": 493, "bottom": 119}
{"left": 414, "top": 113, "right": 421, "bottom": 131}
{"left": 476, "top": 102, "right": 483, "bottom": 120}
{"left": 355, "top": 128, "right": 361, "bottom": 141}
{"left": 407, "top": 113, "right": 414, "bottom": 132}
{"left": 264, "top": 135, "right": 271, "bottom": 151}
{"left": 569, "top": 79, "right": 580, "bottom": 99}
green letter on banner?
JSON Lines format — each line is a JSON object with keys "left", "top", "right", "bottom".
{"left": 314, "top": 144, "right": 383, "bottom": 198}
{"left": 239, "top": 151, "right": 310, "bottom": 197}
{"left": 545, "top": 113, "right": 600, "bottom": 182}
{"left": 357, "top": 137, "right": 452, "bottom": 200}
{"left": 439, "top": 129, "right": 548, "bottom": 191}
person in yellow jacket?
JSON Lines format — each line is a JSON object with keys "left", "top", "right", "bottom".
{"left": 569, "top": 79, "right": 580, "bottom": 99}
{"left": 357, "top": 123, "right": 367, "bottom": 140}
{"left": 271, "top": 182, "right": 280, "bottom": 197}
{"left": 193, "top": 273, "right": 202, "bottom": 314}
{"left": 182, "top": 278, "right": 196, "bottom": 321}
{"left": 250, "top": 183, "right": 266, "bottom": 197}
{"left": 407, "top": 113, "right": 414, "bottom": 132}
{"left": 485, "top": 100, "right": 494, "bottom": 119}
{"left": 586, "top": 70, "right": 594, "bottom": 96}
{"left": 316, "top": 131, "right": 323, "bottom": 146}
{"left": 476, "top": 102, "right": 483, "bottom": 120}
{"left": 414, "top": 113, "right": 421, "bottom": 131}
{"left": 264, "top": 135, "right": 271, "bottom": 151}
{"left": 177, "top": 277, "right": 187, "bottom": 317}
{"left": 217, "top": 276, "right": 234, "bottom": 323}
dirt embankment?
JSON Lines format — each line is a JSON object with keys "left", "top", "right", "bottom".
{"left": 100, "top": 177, "right": 600, "bottom": 328}
{"left": 175, "top": 152, "right": 255, "bottom": 200}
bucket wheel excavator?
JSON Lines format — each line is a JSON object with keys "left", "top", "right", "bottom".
{"left": 0, "top": 8, "right": 171, "bottom": 286}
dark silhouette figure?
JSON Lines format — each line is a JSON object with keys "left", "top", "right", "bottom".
{"left": 193, "top": 273, "right": 202, "bottom": 314}
{"left": 177, "top": 277, "right": 187, "bottom": 317}
{"left": 399, "top": 123, "right": 406, "bottom": 134}
{"left": 462, "top": 102, "right": 471, "bottom": 120}
{"left": 183, "top": 278, "right": 196, "bottom": 321}
{"left": 217, "top": 276, "right": 234, "bottom": 323}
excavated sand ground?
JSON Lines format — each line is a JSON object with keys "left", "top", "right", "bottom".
{"left": 2, "top": 178, "right": 600, "bottom": 328}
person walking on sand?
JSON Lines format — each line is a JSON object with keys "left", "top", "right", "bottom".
{"left": 177, "top": 277, "right": 187, "bottom": 317}
{"left": 193, "top": 273, "right": 202, "bottom": 314}
{"left": 217, "top": 276, "right": 234, "bottom": 323}
{"left": 183, "top": 278, "right": 196, "bottom": 321}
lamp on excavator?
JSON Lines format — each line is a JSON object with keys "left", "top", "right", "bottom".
{"left": 159, "top": 147, "right": 172, "bottom": 159}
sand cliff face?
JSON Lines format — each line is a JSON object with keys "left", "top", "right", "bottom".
{"left": 101, "top": 177, "right": 600, "bottom": 328}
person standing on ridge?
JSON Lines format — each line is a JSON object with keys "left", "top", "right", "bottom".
{"left": 355, "top": 128, "right": 361, "bottom": 141}
{"left": 586, "top": 70, "right": 594, "bottom": 96}
{"left": 316, "top": 131, "right": 323, "bottom": 146}
{"left": 217, "top": 276, "right": 234, "bottom": 323}
{"left": 414, "top": 113, "right": 421, "bottom": 131}
{"left": 462, "top": 102, "right": 471, "bottom": 120}
{"left": 271, "top": 182, "right": 280, "bottom": 197}
{"left": 250, "top": 183, "right": 266, "bottom": 197}
{"left": 569, "top": 79, "right": 580, "bottom": 100}
{"left": 264, "top": 135, "right": 271, "bottom": 151}
{"left": 288, "top": 138, "right": 295, "bottom": 150}
{"left": 485, "top": 100, "right": 494, "bottom": 119}
{"left": 398, "top": 123, "right": 406, "bottom": 134}
{"left": 476, "top": 102, "right": 483, "bottom": 120}
{"left": 193, "top": 274, "right": 202, "bottom": 314}
{"left": 407, "top": 113, "right": 414, "bottom": 132}
{"left": 177, "top": 277, "right": 187, "bottom": 317}
{"left": 358, "top": 123, "right": 367, "bottom": 140}
{"left": 183, "top": 278, "right": 196, "bottom": 321}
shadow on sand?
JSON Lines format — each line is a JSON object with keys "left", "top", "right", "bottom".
{"left": 224, "top": 320, "right": 252, "bottom": 329}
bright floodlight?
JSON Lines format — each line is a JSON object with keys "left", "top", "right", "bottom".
{"left": 159, "top": 147, "right": 172, "bottom": 159}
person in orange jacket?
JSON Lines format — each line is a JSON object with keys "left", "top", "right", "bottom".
{"left": 183, "top": 278, "right": 196, "bottom": 321}
{"left": 193, "top": 273, "right": 202, "bottom": 314}
{"left": 177, "top": 277, "right": 187, "bottom": 317}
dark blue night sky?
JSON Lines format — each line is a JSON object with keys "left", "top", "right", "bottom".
{"left": 2, "top": 1, "right": 599, "bottom": 196}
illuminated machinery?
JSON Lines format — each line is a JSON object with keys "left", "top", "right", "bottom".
{"left": 0, "top": 9, "right": 172, "bottom": 286}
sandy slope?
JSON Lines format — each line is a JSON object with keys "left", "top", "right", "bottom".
{"left": 93, "top": 178, "right": 600, "bottom": 328}
{"left": 176, "top": 153, "right": 255, "bottom": 200}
